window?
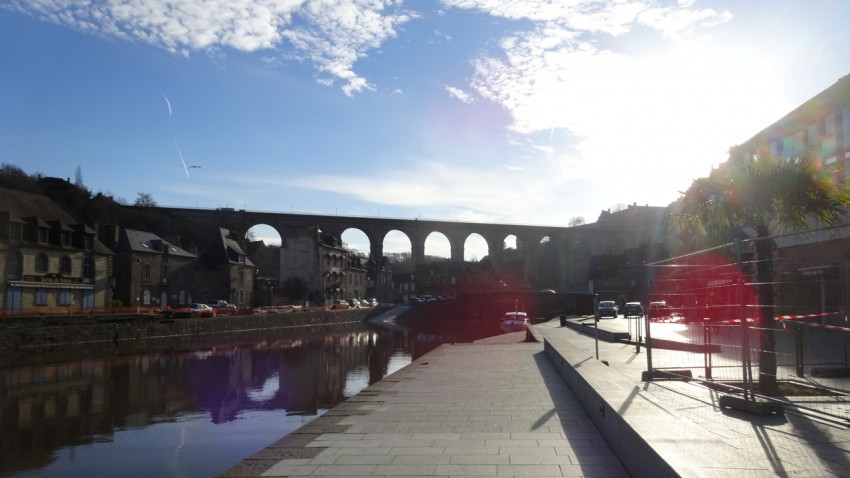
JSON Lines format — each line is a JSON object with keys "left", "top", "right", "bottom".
{"left": 843, "top": 106, "right": 850, "bottom": 149}
{"left": 37, "top": 228, "right": 49, "bottom": 243}
{"left": 59, "top": 289, "right": 72, "bottom": 305}
{"left": 821, "top": 113, "right": 838, "bottom": 160}
{"left": 61, "top": 231, "right": 71, "bottom": 246}
{"left": 807, "top": 122, "right": 820, "bottom": 146}
{"left": 83, "top": 257, "right": 95, "bottom": 280}
{"left": 782, "top": 135, "right": 794, "bottom": 156}
{"left": 160, "top": 265, "right": 168, "bottom": 280}
{"left": 35, "top": 253, "right": 48, "bottom": 272}
{"left": 8, "top": 223, "right": 21, "bottom": 242}
{"left": 35, "top": 288, "right": 47, "bottom": 305}
{"left": 822, "top": 136, "right": 837, "bottom": 159}
{"left": 793, "top": 131, "right": 804, "bottom": 156}
{"left": 9, "top": 251, "right": 22, "bottom": 280}
{"left": 83, "top": 235, "right": 93, "bottom": 250}
{"left": 825, "top": 112, "right": 837, "bottom": 136}
{"left": 60, "top": 255, "right": 72, "bottom": 274}
{"left": 142, "top": 264, "right": 151, "bottom": 280}
{"left": 143, "top": 288, "right": 151, "bottom": 305}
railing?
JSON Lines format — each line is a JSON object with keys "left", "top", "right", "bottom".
{"left": 643, "top": 231, "right": 850, "bottom": 425}
{"left": 0, "top": 306, "right": 159, "bottom": 317}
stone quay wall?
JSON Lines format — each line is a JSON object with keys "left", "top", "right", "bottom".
{"left": 0, "top": 308, "right": 376, "bottom": 356}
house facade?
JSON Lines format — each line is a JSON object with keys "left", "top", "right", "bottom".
{"left": 195, "top": 228, "right": 255, "bottom": 308}
{"left": 278, "top": 225, "right": 370, "bottom": 305}
{"left": 724, "top": 73, "right": 850, "bottom": 316}
{"left": 99, "top": 226, "right": 197, "bottom": 308}
{"left": 731, "top": 73, "right": 850, "bottom": 178}
{"left": 0, "top": 187, "right": 111, "bottom": 313}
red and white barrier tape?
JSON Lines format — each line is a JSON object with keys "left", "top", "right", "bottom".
{"left": 790, "top": 320, "right": 850, "bottom": 333}
{"left": 717, "top": 311, "right": 844, "bottom": 328}
{"left": 718, "top": 318, "right": 757, "bottom": 324}
{"left": 775, "top": 311, "right": 840, "bottom": 321}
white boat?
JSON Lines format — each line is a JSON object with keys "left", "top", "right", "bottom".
{"left": 500, "top": 311, "right": 529, "bottom": 332}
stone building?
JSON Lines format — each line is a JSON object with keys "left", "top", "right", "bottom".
{"left": 278, "top": 225, "right": 367, "bottom": 305}
{"left": 99, "top": 226, "right": 197, "bottom": 309}
{"left": 731, "top": 73, "right": 850, "bottom": 174}
{"left": 0, "top": 187, "right": 112, "bottom": 313}
{"left": 195, "top": 228, "right": 255, "bottom": 308}
{"left": 725, "top": 73, "right": 850, "bottom": 316}
{"left": 365, "top": 256, "right": 393, "bottom": 303}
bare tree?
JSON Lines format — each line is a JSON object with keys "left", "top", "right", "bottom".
{"left": 74, "top": 165, "right": 84, "bottom": 187}
{"left": 134, "top": 192, "right": 157, "bottom": 207}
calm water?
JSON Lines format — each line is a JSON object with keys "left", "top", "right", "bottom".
{"left": 0, "top": 312, "right": 500, "bottom": 477}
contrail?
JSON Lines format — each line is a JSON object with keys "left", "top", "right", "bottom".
{"left": 163, "top": 94, "right": 193, "bottom": 178}
{"left": 163, "top": 94, "right": 172, "bottom": 119}
{"left": 173, "top": 137, "right": 190, "bottom": 179}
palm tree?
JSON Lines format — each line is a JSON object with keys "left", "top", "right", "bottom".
{"left": 676, "top": 153, "right": 850, "bottom": 394}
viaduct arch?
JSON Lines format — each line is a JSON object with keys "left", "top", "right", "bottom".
{"left": 143, "top": 206, "right": 607, "bottom": 266}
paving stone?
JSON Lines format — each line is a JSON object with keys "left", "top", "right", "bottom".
{"left": 228, "top": 317, "right": 850, "bottom": 477}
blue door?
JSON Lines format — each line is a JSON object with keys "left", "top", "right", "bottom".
{"left": 82, "top": 289, "right": 94, "bottom": 309}
{"left": 6, "top": 287, "right": 22, "bottom": 311}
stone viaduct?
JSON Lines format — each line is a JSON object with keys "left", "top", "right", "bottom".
{"left": 147, "top": 206, "right": 615, "bottom": 266}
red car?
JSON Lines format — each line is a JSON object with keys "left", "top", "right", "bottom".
{"left": 330, "top": 300, "right": 350, "bottom": 310}
{"left": 165, "top": 303, "right": 217, "bottom": 319}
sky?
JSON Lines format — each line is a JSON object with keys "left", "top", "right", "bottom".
{"left": 2, "top": 0, "right": 850, "bottom": 258}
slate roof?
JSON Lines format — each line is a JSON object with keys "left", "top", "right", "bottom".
{"left": 118, "top": 228, "right": 196, "bottom": 258}
{"left": 0, "top": 211, "right": 25, "bottom": 224}
{"left": 0, "top": 186, "right": 112, "bottom": 254}
{"left": 0, "top": 186, "right": 79, "bottom": 223}
{"left": 197, "top": 227, "right": 255, "bottom": 268}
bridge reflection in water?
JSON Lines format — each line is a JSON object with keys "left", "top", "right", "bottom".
{"left": 0, "top": 317, "right": 497, "bottom": 477}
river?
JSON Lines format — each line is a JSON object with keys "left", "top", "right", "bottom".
{"left": 0, "top": 307, "right": 505, "bottom": 477}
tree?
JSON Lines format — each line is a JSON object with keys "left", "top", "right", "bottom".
{"left": 676, "top": 153, "right": 850, "bottom": 394}
{"left": 134, "top": 192, "right": 157, "bottom": 207}
{"left": 568, "top": 216, "right": 585, "bottom": 227}
{"left": 0, "top": 163, "right": 39, "bottom": 192}
{"left": 281, "top": 276, "right": 310, "bottom": 302}
{"left": 74, "top": 165, "right": 84, "bottom": 187}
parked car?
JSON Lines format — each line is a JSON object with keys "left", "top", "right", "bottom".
{"left": 190, "top": 303, "right": 216, "bottom": 318}
{"left": 167, "top": 303, "right": 216, "bottom": 318}
{"left": 409, "top": 296, "right": 424, "bottom": 304}
{"left": 330, "top": 299, "right": 350, "bottom": 310}
{"left": 365, "top": 298, "right": 378, "bottom": 307}
{"left": 347, "top": 298, "right": 361, "bottom": 308}
{"left": 598, "top": 300, "right": 618, "bottom": 318}
{"left": 622, "top": 302, "right": 644, "bottom": 318}
{"left": 209, "top": 300, "right": 236, "bottom": 309}
{"left": 647, "top": 301, "right": 675, "bottom": 322}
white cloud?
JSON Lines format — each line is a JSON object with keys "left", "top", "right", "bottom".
{"left": 244, "top": 157, "right": 579, "bottom": 224}
{"left": 444, "top": 85, "right": 474, "bottom": 103}
{"left": 638, "top": 4, "right": 733, "bottom": 39}
{"left": 433, "top": 0, "right": 798, "bottom": 213}
{"left": 7, "top": 0, "right": 411, "bottom": 95}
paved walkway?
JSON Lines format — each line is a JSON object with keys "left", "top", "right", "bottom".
{"left": 221, "top": 315, "right": 850, "bottom": 477}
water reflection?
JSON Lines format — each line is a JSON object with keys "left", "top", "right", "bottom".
{"left": 0, "top": 318, "right": 483, "bottom": 478}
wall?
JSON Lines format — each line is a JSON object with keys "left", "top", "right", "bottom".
{"left": 0, "top": 308, "right": 373, "bottom": 356}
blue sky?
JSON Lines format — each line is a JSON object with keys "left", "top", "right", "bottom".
{"left": 2, "top": 1, "right": 850, "bottom": 257}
